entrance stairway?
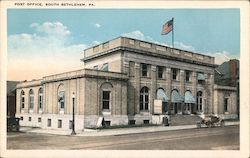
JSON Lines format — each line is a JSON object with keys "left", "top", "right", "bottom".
{"left": 170, "top": 115, "right": 202, "bottom": 126}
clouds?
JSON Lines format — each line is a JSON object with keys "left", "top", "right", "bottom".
{"left": 122, "top": 30, "right": 167, "bottom": 46}
{"left": 94, "top": 23, "right": 101, "bottom": 28}
{"left": 122, "top": 30, "right": 238, "bottom": 65}
{"left": 8, "top": 22, "right": 87, "bottom": 80}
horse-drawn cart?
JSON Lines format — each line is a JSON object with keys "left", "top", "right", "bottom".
{"left": 196, "top": 115, "right": 225, "bottom": 128}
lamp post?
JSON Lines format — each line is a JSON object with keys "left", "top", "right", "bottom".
{"left": 71, "top": 92, "right": 76, "bottom": 135}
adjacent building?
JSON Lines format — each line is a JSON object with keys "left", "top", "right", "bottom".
{"left": 15, "top": 37, "right": 238, "bottom": 131}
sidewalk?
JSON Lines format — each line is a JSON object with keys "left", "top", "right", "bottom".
{"left": 20, "top": 121, "right": 239, "bottom": 137}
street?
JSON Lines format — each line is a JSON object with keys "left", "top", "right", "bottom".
{"left": 7, "top": 125, "right": 239, "bottom": 150}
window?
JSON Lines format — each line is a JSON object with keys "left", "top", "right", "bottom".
{"left": 47, "top": 119, "right": 51, "bottom": 127}
{"left": 101, "top": 63, "right": 109, "bottom": 71}
{"left": 38, "top": 88, "right": 43, "bottom": 111}
{"left": 143, "top": 120, "right": 150, "bottom": 124}
{"left": 29, "top": 89, "right": 34, "bottom": 110}
{"left": 157, "top": 66, "right": 164, "bottom": 79}
{"left": 93, "top": 65, "right": 98, "bottom": 70}
{"left": 224, "top": 98, "right": 228, "bottom": 112}
{"left": 129, "top": 120, "right": 136, "bottom": 125}
{"left": 172, "top": 68, "right": 178, "bottom": 80}
{"left": 141, "top": 64, "right": 148, "bottom": 77}
{"left": 58, "top": 91, "right": 65, "bottom": 110}
{"left": 102, "top": 91, "right": 110, "bottom": 110}
{"left": 104, "top": 121, "right": 111, "bottom": 127}
{"left": 69, "top": 120, "right": 72, "bottom": 129}
{"left": 20, "top": 117, "right": 23, "bottom": 120}
{"left": 185, "top": 70, "right": 191, "bottom": 82}
{"left": 196, "top": 91, "right": 203, "bottom": 111}
{"left": 29, "top": 117, "right": 32, "bottom": 121}
{"left": 140, "top": 87, "right": 149, "bottom": 111}
{"left": 58, "top": 120, "right": 62, "bottom": 128}
{"left": 20, "top": 90, "right": 25, "bottom": 110}
{"left": 38, "top": 117, "right": 41, "bottom": 122}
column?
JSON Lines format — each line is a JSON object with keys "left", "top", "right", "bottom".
{"left": 166, "top": 68, "right": 172, "bottom": 114}
{"left": 192, "top": 72, "right": 197, "bottom": 112}
{"left": 180, "top": 70, "right": 185, "bottom": 113}
{"left": 150, "top": 65, "right": 157, "bottom": 114}
{"left": 134, "top": 63, "right": 140, "bottom": 114}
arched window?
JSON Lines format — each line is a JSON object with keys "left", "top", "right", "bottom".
{"left": 140, "top": 87, "right": 149, "bottom": 111}
{"left": 29, "top": 89, "right": 34, "bottom": 111}
{"left": 20, "top": 90, "right": 25, "bottom": 111}
{"left": 38, "top": 88, "right": 43, "bottom": 111}
{"left": 196, "top": 91, "right": 203, "bottom": 111}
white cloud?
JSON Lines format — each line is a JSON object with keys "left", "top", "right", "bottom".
{"left": 207, "top": 51, "right": 239, "bottom": 65}
{"left": 92, "top": 40, "right": 100, "bottom": 45}
{"left": 174, "top": 41, "right": 195, "bottom": 52}
{"left": 121, "top": 30, "right": 238, "bottom": 65}
{"left": 122, "top": 30, "right": 168, "bottom": 46}
{"left": 94, "top": 23, "right": 101, "bottom": 28}
{"left": 8, "top": 22, "right": 87, "bottom": 80}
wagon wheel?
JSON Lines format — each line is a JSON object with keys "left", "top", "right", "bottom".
{"left": 220, "top": 120, "right": 225, "bottom": 127}
{"left": 196, "top": 122, "right": 201, "bottom": 128}
{"left": 206, "top": 122, "right": 212, "bottom": 128}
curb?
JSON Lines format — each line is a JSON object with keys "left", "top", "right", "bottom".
{"left": 20, "top": 121, "right": 239, "bottom": 137}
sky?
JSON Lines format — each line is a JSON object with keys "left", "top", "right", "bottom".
{"left": 7, "top": 9, "right": 240, "bottom": 81}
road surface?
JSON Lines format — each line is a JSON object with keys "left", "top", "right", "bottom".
{"left": 7, "top": 125, "right": 239, "bottom": 150}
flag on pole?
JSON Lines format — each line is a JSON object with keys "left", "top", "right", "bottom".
{"left": 161, "top": 19, "right": 173, "bottom": 35}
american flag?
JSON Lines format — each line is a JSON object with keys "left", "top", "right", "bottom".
{"left": 161, "top": 19, "right": 173, "bottom": 35}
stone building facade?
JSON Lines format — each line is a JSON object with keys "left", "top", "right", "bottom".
{"left": 15, "top": 37, "right": 237, "bottom": 131}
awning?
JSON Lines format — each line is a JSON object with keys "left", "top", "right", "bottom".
{"left": 171, "top": 90, "right": 184, "bottom": 103}
{"left": 184, "top": 91, "right": 196, "bottom": 104}
{"left": 156, "top": 89, "right": 169, "bottom": 101}
{"left": 197, "top": 73, "right": 205, "bottom": 80}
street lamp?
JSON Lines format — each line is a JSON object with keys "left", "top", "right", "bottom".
{"left": 71, "top": 92, "right": 76, "bottom": 135}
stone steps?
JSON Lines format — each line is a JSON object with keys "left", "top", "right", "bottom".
{"left": 170, "top": 115, "right": 202, "bottom": 126}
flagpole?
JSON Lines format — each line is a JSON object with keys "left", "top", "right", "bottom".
{"left": 172, "top": 18, "right": 174, "bottom": 48}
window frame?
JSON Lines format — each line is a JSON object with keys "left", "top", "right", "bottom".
{"left": 172, "top": 68, "right": 178, "bottom": 80}
{"left": 185, "top": 70, "right": 191, "bottom": 82}
{"left": 20, "top": 90, "right": 25, "bottom": 110}
{"left": 157, "top": 66, "right": 164, "bottom": 79}
{"left": 38, "top": 88, "right": 43, "bottom": 111}
{"left": 29, "top": 89, "right": 34, "bottom": 111}
{"left": 224, "top": 98, "right": 228, "bottom": 112}
{"left": 140, "top": 87, "right": 149, "bottom": 111}
{"left": 102, "top": 90, "right": 111, "bottom": 110}
{"left": 141, "top": 63, "right": 148, "bottom": 77}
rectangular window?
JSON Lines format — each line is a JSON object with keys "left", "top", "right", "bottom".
{"left": 172, "top": 68, "right": 178, "bottom": 80}
{"left": 21, "top": 97, "right": 25, "bottom": 109}
{"left": 141, "top": 64, "right": 148, "bottom": 77}
{"left": 224, "top": 98, "right": 228, "bottom": 112}
{"left": 38, "top": 117, "right": 41, "bottom": 122}
{"left": 58, "top": 120, "right": 62, "bottom": 128}
{"left": 39, "top": 96, "right": 42, "bottom": 109}
{"left": 29, "top": 117, "right": 32, "bottom": 121}
{"left": 157, "top": 66, "right": 164, "bottom": 79}
{"left": 129, "top": 120, "right": 136, "bottom": 125}
{"left": 140, "top": 95, "right": 143, "bottom": 110}
{"left": 145, "top": 95, "right": 149, "bottom": 110}
{"left": 69, "top": 120, "right": 72, "bottom": 129}
{"left": 143, "top": 120, "right": 150, "bottom": 124}
{"left": 30, "top": 96, "right": 34, "bottom": 109}
{"left": 47, "top": 119, "right": 51, "bottom": 127}
{"left": 104, "top": 121, "right": 111, "bottom": 127}
{"left": 20, "top": 117, "right": 23, "bottom": 120}
{"left": 185, "top": 70, "right": 191, "bottom": 82}
{"left": 102, "top": 91, "right": 110, "bottom": 110}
